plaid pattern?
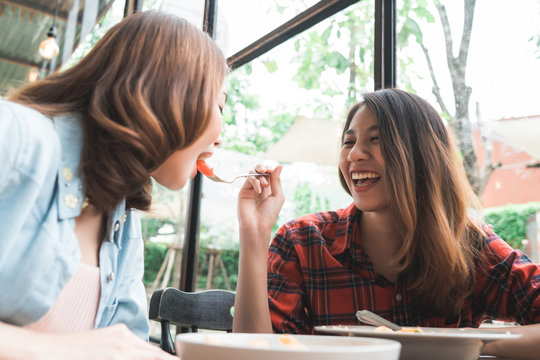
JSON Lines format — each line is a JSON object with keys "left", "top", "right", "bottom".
{"left": 267, "top": 203, "right": 540, "bottom": 334}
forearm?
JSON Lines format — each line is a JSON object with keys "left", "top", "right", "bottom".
{"left": 233, "top": 229, "right": 273, "bottom": 333}
{"left": 482, "top": 323, "right": 540, "bottom": 360}
{"left": 0, "top": 322, "right": 43, "bottom": 360}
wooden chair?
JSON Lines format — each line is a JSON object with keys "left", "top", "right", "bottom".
{"left": 148, "top": 287, "right": 235, "bottom": 354}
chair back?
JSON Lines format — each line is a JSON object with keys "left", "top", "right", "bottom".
{"left": 149, "top": 287, "right": 235, "bottom": 354}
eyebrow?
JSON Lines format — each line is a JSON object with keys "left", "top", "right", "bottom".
{"left": 344, "top": 124, "right": 379, "bottom": 136}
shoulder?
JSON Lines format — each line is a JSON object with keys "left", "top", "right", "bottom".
{"left": 0, "top": 100, "right": 60, "bottom": 180}
{"left": 480, "top": 225, "right": 534, "bottom": 266}
{"left": 278, "top": 204, "right": 355, "bottom": 237}
{"left": 0, "top": 101, "right": 62, "bottom": 194}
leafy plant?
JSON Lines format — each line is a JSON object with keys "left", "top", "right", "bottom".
{"left": 484, "top": 202, "right": 540, "bottom": 250}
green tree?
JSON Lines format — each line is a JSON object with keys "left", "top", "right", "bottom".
{"left": 286, "top": 0, "right": 508, "bottom": 196}
{"left": 294, "top": 182, "right": 330, "bottom": 217}
{"left": 222, "top": 65, "right": 296, "bottom": 155}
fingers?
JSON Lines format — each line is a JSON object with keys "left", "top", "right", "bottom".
{"left": 269, "top": 165, "right": 284, "bottom": 201}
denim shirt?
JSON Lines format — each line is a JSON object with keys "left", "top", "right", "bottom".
{"left": 0, "top": 100, "right": 149, "bottom": 339}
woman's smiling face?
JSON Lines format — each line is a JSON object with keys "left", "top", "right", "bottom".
{"left": 339, "top": 104, "right": 388, "bottom": 212}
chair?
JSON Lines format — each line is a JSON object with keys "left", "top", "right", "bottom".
{"left": 149, "top": 287, "right": 236, "bottom": 354}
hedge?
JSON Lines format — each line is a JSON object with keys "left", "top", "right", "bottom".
{"left": 143, "top": 241, "right": 239, "bottom": 290}
{"left": 484, "top": 202, "right": 540, "bottom": 249}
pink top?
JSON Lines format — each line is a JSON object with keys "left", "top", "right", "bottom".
{"left": 24, "top": 263, "right": 101, "bottom": 333}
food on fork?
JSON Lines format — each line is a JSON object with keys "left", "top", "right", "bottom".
{"left": 197, "top": 159, "right": 214, "bottom": 177}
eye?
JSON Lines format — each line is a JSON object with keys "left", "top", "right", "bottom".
{"left": 218, "top": 105, "right": 224, "bottom": 115}
{"left": 342, "top": 138, "right": 355, "bottom": 147}
{"left": 370, "top": 136, "right": 379, "bottom": 142}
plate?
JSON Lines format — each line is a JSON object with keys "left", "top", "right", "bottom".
{"left": 314, "top": 325, "right": 521, "bottom": 360}
{"left": 175, "top": 332, "right": 401, "bottom": 360}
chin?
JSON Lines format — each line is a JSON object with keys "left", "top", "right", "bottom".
{"left": 161, "top": 178, "right": 188, "bottom": 191}
{"left": 353, "top": 199, "right": 388, "bottom": 213}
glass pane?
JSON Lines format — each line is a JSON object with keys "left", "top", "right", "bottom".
{"left": 396, "top": 0, "right": 540, "bottom": 254}
{"left": 216, "top": 0, "right": 320, "bottom": 57}
{"left": 157, "top": 0, "right": 205, "bottom": 29}
{"left": 198, "top": 0, "right": 375, "bottom": 290}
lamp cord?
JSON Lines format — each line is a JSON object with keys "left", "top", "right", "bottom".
{"left": 52, "top": 0, "right": 59, "bottom": 27}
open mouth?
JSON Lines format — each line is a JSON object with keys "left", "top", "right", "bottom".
{"left": 351, "top": 171, "right": 381, "bottom": 188}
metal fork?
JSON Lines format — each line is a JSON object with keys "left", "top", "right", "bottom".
{"left": 203, "top": 173, "right": 267, "bottom": 184}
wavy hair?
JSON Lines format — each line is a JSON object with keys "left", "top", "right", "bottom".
{"left": 339, "top": 89, "right": 485, "bottom": 316}
{"left": 9, "top": 10, "right": 227, "bottom": 211}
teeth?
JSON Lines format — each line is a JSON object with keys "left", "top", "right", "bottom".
{"left": 351, "top": 172, "right": 380, "bottom": 180}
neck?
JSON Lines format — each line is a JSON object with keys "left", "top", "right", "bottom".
{"left": 359, "top": 208, "right": 402, "bottom": 261}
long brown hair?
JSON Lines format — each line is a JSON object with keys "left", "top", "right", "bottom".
{"left": 9, "top": 10, "right": 227, "bottom": 212}
{"left": 339, "top": 89, "right": 484, "bottom": 316}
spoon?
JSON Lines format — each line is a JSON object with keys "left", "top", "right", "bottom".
{"left": 356, "top": 310, "right": 402, "bottom": 331}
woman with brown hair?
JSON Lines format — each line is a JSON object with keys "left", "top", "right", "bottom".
{"left": 234, "top": 88, "right": 540, "bottom": 359}
{"left": 0, "top": 10, "right": 227, "bottom": 359}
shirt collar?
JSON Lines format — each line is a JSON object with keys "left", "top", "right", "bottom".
{"left": 328, "top": 202, "right": 361, "bottom": 256}
{"left": 53, "top": 114, "right": 85, "bottom": 220}
{"left": 53, "top": 114, "right": 126, "bottom": 249}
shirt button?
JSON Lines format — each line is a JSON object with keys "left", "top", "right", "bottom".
{"left": 113, "top": 220, "right": 120, "bottom": 232}
{"left": 395, "top": 293, "right": 403, "bottom": 301}
{"left": 62, "top": 167, "right": 73, "bottom": 181}
{"left": 106, "top": 273, "right": 114, "bottom": 282}
{"left": 64, "top": 194, "right": 79, "bottom": 208}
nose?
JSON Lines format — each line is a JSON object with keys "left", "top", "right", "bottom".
{"left": 347, "top": 141, "right": 370, "bottom": 162}
{"left": 214, "top": 135, "right": 222, "bottom": 148}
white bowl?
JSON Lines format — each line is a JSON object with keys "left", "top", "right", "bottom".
{"left": 175, "top": 332, "right": 401, "bottom": 360}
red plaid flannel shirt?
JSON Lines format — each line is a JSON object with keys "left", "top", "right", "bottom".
{"left": 267, "top": 203, "right": 540, "bottom": 333}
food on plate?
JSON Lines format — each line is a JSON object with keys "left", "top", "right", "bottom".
{"left": 196, "top": 159, "right": 214, "bottom": 177}
{"left": 399, "top": 327, "right": 423, "bottom": 333}
{"left": 374, "top": 326, "right": 424, "bottom": 333}
{"left": 374, "top": 326, "right": 394, "bottom": 332}
{"left": 278, "top": 335, "right": 306, "bottom": 348}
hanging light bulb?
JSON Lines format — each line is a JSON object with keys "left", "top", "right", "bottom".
{"left": 39, "top": 26, "right": 59, "bottom": 60}
{"left": 27, "top": 67, "right": 40, "bottom": 82}
{"left": 39, "top": 0, "right": 60, "bottom": 60}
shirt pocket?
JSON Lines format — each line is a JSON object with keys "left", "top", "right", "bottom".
{"left": 100, "top": 298, "right": 119, "bottom": 326}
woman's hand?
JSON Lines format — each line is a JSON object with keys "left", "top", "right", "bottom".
{"left": 1, "top": 323, "right": 177, "bottom": 360}
{"left": 237, "top": 164, "right": 284, "bottom": 236}
{"left": 234, "top": 164, "right": 284, "bottom": 334}
{"left": 481, "top": 323, "right": 540, "bottom": 360}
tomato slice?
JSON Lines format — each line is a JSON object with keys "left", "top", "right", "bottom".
{"left": 196, "top": 160, "right": 214, "bottom": 177}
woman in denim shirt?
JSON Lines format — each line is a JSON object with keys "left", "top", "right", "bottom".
{"left": 0, "top": 10, "right": 240, "bottom": 360}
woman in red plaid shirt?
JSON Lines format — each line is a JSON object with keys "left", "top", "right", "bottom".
{"left": 234, "top": 88, "right": 540, "bottom": 359}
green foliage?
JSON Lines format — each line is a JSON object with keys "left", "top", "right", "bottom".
{"left": 143, "top": 241, "right": 168, "bottom": 285}
{"left": 291, "top": 1, "right": 375, "bottom": 111}
{"left": 143, "top": 241, "right": 240, "bottom": 290}
{"left": 294, "top": 182, "right": 331, "bottom": 218}
{"left": 222, "top": 67, "right": 296, "bottom": 155}
{"left": 196, "top": 248, "right": 240, "bottom": 290}
{"left": 140, "top": 218, "right": 176, "bottom": 241}
{"left": 484, "top": 203, "right": 540, "bottom": 249}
